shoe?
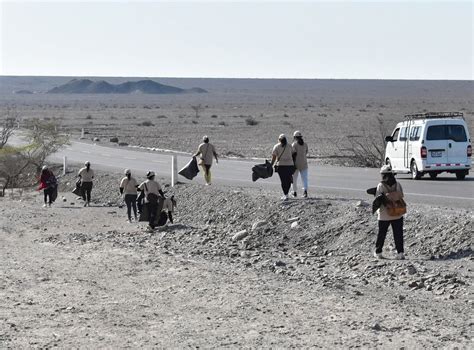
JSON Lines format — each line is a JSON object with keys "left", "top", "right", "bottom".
{"left": 48, "top": 203, "right": 52, "bottom": 207}
{"left": 86, "top": 201, "right": 90, "bottom": 207}
{"left": 292, "top": 191, "right": 297, "bottom": 198}
{"left": 303, "top": 190, "right": 308, "bottom": 198}
{"left": 126, "top": 219, "right": 131, "bottom": 223}
{"left": 281, "top": 195, "right": 288, "bottom": 201}
{"left": 134, "top": 216, "right": 138, "bottom": 222}
{"left": 43, "top": 203, "right": 47, "bottom": 208}
{"left": 147, "top": 225, "right": 154, "bottom": 232}
{"left": 83, "top": 202, "right": 87, "bottom": 207}
{"left": 206, "top": 183, "right": 211, "bottom": 186}
{"left": 373, "top": 252, "right": 384, "bottom": 259}
{"left": 396, "top": 253, "right": 405, "bottom": 260}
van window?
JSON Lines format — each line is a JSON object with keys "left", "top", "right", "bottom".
{"left": 410, "top": 126, "right": 421, "bottom": 141}
{"left": 447, "top": 125, "right": 467, "bottom": 142}
{"left": 399, "top": 127, "right": 408, "bottom": 141}
{"left": 426, "top": 125, "right": 446, "bottom": 140}
{"left": 426, "top": 125, "right": 467, "bottom": 142}
{"left": 392, "top": 128, "right": 400, "bottom": 141}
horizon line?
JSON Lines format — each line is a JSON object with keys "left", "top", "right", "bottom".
{"left": 1, "top": 74, "right": 473, "bottom": 82}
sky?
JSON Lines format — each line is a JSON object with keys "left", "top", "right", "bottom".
{"left": 0, "top": 0, "right": 472, "bottom": 80}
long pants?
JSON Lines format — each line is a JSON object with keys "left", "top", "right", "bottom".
{"left": 147, "top": 202, "right": 158, "bottom": 229}
{"left": 81, "top": 181, "right": 93, "bottom": 202}
{"left": 376, "top": 217, "right": 404, "bottom": 254}
{"left": 277, "top": 166, "right": 294, "bottom": 195}
{"left": 44, "top": 187, "right": 54, "bottom": 204}
{"left": 124, "top": 194, "right": 138, "bottom": 221}
{"left": 293, "top": 168, "right": 308, "bottom": 192}
{"left": 201, "top": 164, "right": 212, "bottom": 184}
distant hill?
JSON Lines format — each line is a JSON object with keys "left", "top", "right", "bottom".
{"left": 13, "top": 90, "right": 34, "bottom": 94}
{"left": 47, "top": 79, "right": 207, "bottom": 94}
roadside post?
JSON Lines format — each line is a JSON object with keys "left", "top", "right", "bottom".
{"left": 171, "top": 155, "right": 178, "bottom": 187}
{"left": 80, "top": 128, "right": 85, "bottom": 139}
{"left": 63, "top": 156, "right": 67, "bottom": 175}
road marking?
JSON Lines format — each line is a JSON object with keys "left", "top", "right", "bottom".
{"left": 124, "top": 157, "right": 136, "bottom": 160}
{"left": 81, "top": 151, "right": 91, "bottom": 154}
{"left": 101, "top": 154, "right": 111, "bottom": 157}
{"left": 152, "top": 160, "right": 166, "bottom": 163}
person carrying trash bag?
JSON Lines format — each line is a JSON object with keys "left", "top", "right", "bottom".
{"left": 38, "top": 165, "right": 57, "bottom": 207}
{"left": 291, "top": 131, "right": 309, "bottom": 198}
{"left": 271, "top": 134, "right": 296, "bottom": 201}
{"left": 194, "top": 135, "right": 218, "bottom": 185}
{"left": 157, "top": 195, "right": 177, "bottom": 226}
{"left": 138, "top": 171, "right": 165, "bottom": 232}
{"left": 119, "top": 169, "right": 138, "bottom": 223}
{"left": 78, "top": 161, "right": 94, "bottom": 207}
{"left": 373, "top": 165, "right": 407, "bottom": 260}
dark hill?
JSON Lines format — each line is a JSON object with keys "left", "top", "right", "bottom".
{"left": 47, "top": 79, "right": 207, "bottom": 94}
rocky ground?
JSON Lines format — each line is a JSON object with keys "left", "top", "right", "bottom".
{"left": 0, "top": 168, "right": 472, "bottom": 348}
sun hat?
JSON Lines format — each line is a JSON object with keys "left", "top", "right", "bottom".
{"left": 203, "top": 135, "right": 209, "bottom": 141}
{"left": 124, "top": 169, "right": 131, "bottom": 175}
{"left": 293, "top": 131, "right": 302, "bottom": 137}
{"left": 279, "top": 134, "right": 286, "bottom": 140}
{"left": 84, "top": 161, "right": 90, "bottom": 166}
{"left": 41, "top": 165, "right": 48, "bottom": 171}
{"left": 146, "top": 171, "right": 155, "bottom": 178}
{"left": 380, "top": 165, "right": 393, "bottom": 174}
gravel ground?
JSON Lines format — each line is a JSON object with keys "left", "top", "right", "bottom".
{"left": 0, "top": 168, "right": 472, "bottom": 348}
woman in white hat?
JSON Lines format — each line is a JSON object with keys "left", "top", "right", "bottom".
{"left": 291, "top": 131, "right": 309, "bottom": 198}
{"left": 271, "top": 134, "right": 296, "bottom": 201}
{"left": 78, "top": 161, "right": 94, "bottom": 207}
{"left": 119, "top": 169, "right": 139, "bottom": 222}
{"left": 374, "top": 165, "right": 406, "bottom": 260}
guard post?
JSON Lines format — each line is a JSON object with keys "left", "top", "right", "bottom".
{"left": 171, "top": 155, "right": 178, "bottom": 187}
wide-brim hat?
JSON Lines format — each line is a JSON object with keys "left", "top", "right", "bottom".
{"left": 293, "top": 131, "right": 302, "bottom": 137}
{"left": 380, "top": 165, "right": 393, "bottom": 174}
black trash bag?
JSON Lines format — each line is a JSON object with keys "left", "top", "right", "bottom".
{"left": 252, "top": 160, "right": 274, "bottom": 182}
{"left": 138, "top": 197, "right": 164, "bottom": 224}
{"left": 157, "top": 211, "right": 168, "bottom": 226}
{"left": 50, "top": 185, "right": 58, "bottom": 203}
{"left": 72, "top": 179, "right": 82, "bottom": 196}
{"left": 178, "top": 156, "right": 200, "bottom": 180}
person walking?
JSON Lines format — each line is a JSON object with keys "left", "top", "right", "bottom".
{"left": 271, "top": 134, "right": 295, "bottom": 201}
{"left": 119, "top": 169, "right": 138, "bottom": 223}
{"left": 39, "top": 165, "right": 57, "bottom": 207}
{"left": 374, "top": 165, "right": 406, "bottom": 260}
{"left": 291, "top": 131, "right": 309, "bottom": 198}
{"left": 138, "top": 171, "right": 165, "bottom": 232}
{"left": 78, "top": 161, "right": 94, "bottom": 207}
{"left": 194, "top": 135, "right": 218, "bottom": 185}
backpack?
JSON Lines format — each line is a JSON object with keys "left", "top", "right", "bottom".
{"left": 384, "top": 183, "right": 407, "bottom": 216}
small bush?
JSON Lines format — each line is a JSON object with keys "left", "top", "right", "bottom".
{"left": 85, "top": 115, "right": 92, "bottom": 119}
{"left": 283, "top": 113, "right": 289, "bottom": 118}
{"left": 218, "top": 121, "right": 227, "bottom": 126}
{"left": 245, "top": 117, "right": 259, "bottom": 126}
{"left": 211, "top": 114, "right": 218, "bottom": 118}
{"left": 138, "top": 120, "right": 154, "bottom": 127}
{"left": 156, "top": 115, "right": 167, "bottom": 119}
{"left": 192, "top": 120, "right": 198, "bottom": 125}
{"left": 110, "top": 137, "right": 119, "bottom": 143}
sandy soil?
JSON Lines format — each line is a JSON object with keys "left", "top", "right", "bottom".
{"left": 0, "top": 169, "right": 471, "bottom": 348}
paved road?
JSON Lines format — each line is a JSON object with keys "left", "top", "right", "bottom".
{"left": 43, "top": 140, "right": 473, "bottom": 209}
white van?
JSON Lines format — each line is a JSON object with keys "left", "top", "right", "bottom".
{"left": 384, "top": 112, "right": 471, "bottom": 180}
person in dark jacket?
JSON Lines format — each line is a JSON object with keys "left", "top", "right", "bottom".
{"left": 39, "top": 165, "right": 57, "bottom": 207}
{"left": 271, "top": 134, "right": 295, "bottom": 201}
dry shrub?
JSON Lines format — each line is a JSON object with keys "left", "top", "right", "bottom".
{"left": 245, "top": 117, "right": 259, "bottom": 126}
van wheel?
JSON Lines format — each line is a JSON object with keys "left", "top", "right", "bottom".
{"left": 429, "top": 172, "right": 438, "bottom": 180}
{"left": 411, "top": 161, "right": 422, "bottom": 180}
{"left": 455, "top": 172, "right": 466, "bottom": 180}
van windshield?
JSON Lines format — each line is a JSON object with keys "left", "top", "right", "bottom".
{"left": 426, "top": 125, "right": 467, "bottom": 142}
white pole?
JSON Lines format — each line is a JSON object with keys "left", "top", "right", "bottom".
{"left": 171, "top": 155, "right": 178, "bottom": 187}
{"left": 80, "top": 128, "right": 85, "bottom": 139}
{"left": 63, "top": 156, "right": 67, "bottom": 175}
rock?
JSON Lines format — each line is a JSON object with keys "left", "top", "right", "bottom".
{"left": 62, "top": 197, "right": 67, "bottom": 202}
{"left": 406, "top": 265, "right": 417, "bottom": 275}
{"left": 286, "top": 217, "right": 299, "bottom": 223}
{"left": 110, "top": 137, "right": 119, "bottom": 143}
{"left": 398, "top": 295, "right": 406, "bottom": 301}
{"left": 251, "top": 220, "right": 267, "bottom": 231}
{"left": 93, "top": 137, "right": 100, "bottom": 142}
{"left": 70, "top": 202, "right": 75, "bottom": 205}
{"left": 232, "top": 230, "right": 248, "bottom": 242}
{"left": 371, "top": 322, "right": 382, "bottom": 331}
{"left": 290, "top": 221, "right": 299, "bottom": 229}
{"left": 408, "top": 281, "right": 419, "bottom": 288}
{"left": 356, "top": 200, "right": 369, "bottom": 207}
{"left": 118, "top": 142, "right": 129, "bottom": 147}
{"left": 274, "top": 260, "right": 286, "bottom": 267}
